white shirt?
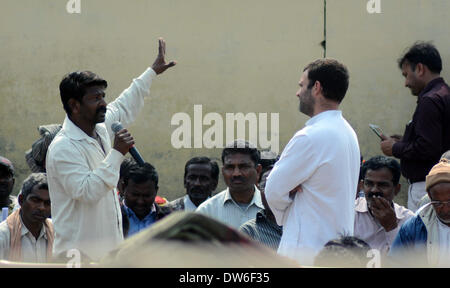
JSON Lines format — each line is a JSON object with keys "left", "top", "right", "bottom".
{"left": 437, "top": 220, "right": 450, "bottom": 267}
{"left": 354, "top": 197, "right": 414, "bottom": 255}
{"left": 183, "top": 195, "right": 200, "bottom": 212}
{"left": 0, "top": 218, "right": 51, "bottom": 263}
{"left": 265, "top": 110, "right": 360, "bottom": 265}
{"left": 46, "top": 68, "right": 156, "bottom": 260}
{"left": 195, "top": 187, "right": 264, "bottom": 229}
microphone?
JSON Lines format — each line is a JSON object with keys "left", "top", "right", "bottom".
{"left": 111, "top": 121, "right": 145, "bottom": 165}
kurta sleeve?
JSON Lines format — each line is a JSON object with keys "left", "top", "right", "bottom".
{"left": 265, "top": 133, "right": 318, "bottom": 225}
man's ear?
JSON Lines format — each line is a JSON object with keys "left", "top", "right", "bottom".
{"left": 312, "top": 80, "right": 322, "bottom": 95}
{"left": 255, "top": 164, "right": 262, "bottom": 183}
{"left": 415, "top": 63, "right": 425, "bottom": 77}
{"left": 18, "top": 193, "right": 24, "bottom": 206}
{"left": 68, "top": 98, "right": 81, "bottom": 115}
{"left": 394, "top": 183, "right": 401, "bottom": 197}
{"left": 211, "top": 179, "right": 218, "bottom": 191}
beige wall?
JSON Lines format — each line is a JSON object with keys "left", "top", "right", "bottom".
{"left": 0, "top": 0, "right": 448, "bottom": 205}
{"left": 327, "top": 0, "right": 450, "bottom": 205}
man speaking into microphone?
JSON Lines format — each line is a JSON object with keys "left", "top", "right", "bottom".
{"left": 46, "top": 38, "right": 176, "bottom": 262}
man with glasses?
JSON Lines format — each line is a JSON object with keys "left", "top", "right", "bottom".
{"left": 354, "top": 156, "right": 414, "bottom": 257}
{"left": 389, "top": 158, "right": 450, "bottom": 267}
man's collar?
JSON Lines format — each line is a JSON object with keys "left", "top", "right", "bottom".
{"left": 418, "top": 77, "right": 444, "bottom": 100}
{"left": 62, "top": 115, "right": 107, "bottom": 143}
{"left": 19, "top": 214, "right": 47, "bottom": 239}
{"left": 355, "top": 197, "right": 369, "bottom": 213}
{"left": 123, "top": 203, "right": 156, "bottom": 220}
{"left": 306, "top": 110, "right": 342, "bottom": 126}
{"left": 223, "top": 186, "right": 264, "bottom": 209}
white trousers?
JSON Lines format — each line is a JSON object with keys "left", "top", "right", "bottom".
{"left": 407, "top": 181, "right": 426, "bottom": 212}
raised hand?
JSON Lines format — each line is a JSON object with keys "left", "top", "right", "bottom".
{"left": 151, "top": 38, "right": 176, "bottom": 75}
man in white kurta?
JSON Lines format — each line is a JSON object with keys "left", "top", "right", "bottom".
{"left": 46, "top": 39, "right": 175, "bottom": 261}
{"left": 265, "top": 59, "right": 360, "bottom": 266}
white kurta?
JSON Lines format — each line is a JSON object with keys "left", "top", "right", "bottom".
{"left": 46, "top": 68, "right": 156, "bottom": 260}
{"left": 265, "top": 110, "right": 360, "bottom": 265}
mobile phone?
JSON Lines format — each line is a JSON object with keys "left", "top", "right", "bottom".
{"left": 369, "top": 124, "right": 384, "bottom": 140}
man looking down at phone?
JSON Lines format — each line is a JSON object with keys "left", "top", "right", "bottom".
{"left": 354, "top": 156, "right": 414, "bottom": 257}
{"left": 380, "top": 42, "right": 450, "bottom": 212}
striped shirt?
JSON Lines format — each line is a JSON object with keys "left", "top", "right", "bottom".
{"left": 195, "top": 187, "right": 263, "bottom": 229}
{"left": 239, "top": 210, "right": 282, "bottom": 250}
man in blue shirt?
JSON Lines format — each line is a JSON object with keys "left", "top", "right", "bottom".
{"left": 122, "top": 160, "right": 171, "bottom": 237}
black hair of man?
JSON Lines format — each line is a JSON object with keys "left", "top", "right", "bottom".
{"left": 314, "top": 235, "right": 371, "bottom": 268}
{"left": 303, "top": 59, "right": 349, "bottom": 103}
{"left": 221, "top": 139, "right": 260, "bottom": 167}
{"left": 120, "top": 158, "right": 134, "bottom": 181}
{"left": 361, "top": 155, "right": 401, "bottom": 186}
{"left": 21, "top": 173, "right": 48, "bottom": 199}
{"left": 122, "top": 160, "right": 159, "bottom": 190}
{"left": 184, "top": 157, "right": 219, "bottom": 183}
{"left": 59, "top": 71, "right": 108, "bottom": 116}
{"left": 397, "top": 41, "right": 442, "bottom": 74}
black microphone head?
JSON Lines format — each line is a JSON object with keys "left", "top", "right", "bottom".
{"left": 111, "top": 121, "right": 124, "bottom": 133}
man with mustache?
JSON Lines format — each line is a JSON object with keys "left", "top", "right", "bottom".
{"left": 0, "top": 173, "right": 53, "bottom": 263}
{"left": 46, "top": 38, "right": 176, "bottom": 262}
{"left": 196, "top": 140, "right": 264, "bottom": 229}
{"left": 168, "top": 157, "right": 219, "bottom": 212}
{"left": 380, "top": 42, "right": 450, "bottom": 212}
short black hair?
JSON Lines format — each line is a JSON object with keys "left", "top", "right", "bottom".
{"left": 304, "top": 59, "right": 349, "bottom": 103}
{"left": 184, "top": 157, "right": 219, "bottom": 182}
{"left": 122, "top": 160, "right": 159, "bottom": 190}
{"left": 21, "top": 173, "right": 48, "bottom": 200}
{"left": 119, "top": 158, "right": 134, "bottom": 180}
{"left": 361, "top": 155, "right": 401, "bottom": 185}
{"left": 314, "top": 236, "right": 371, "bottom": 268}
{"left": 59, "top": 71, "right": 108, "bottom": 116}
{"left": 398, "top": 41, "right": 442, "bottom": 74}
{"left": 221, "top": 139, "right": 260, "bottom": 167}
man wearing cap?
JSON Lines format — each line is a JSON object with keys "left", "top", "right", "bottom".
{"left": 25, "top": 124, "right": 62, "bottom": 173}
{"left": 389, "top": 159, "right": 450, "bottom": 267}
{"left": 0, "top": 156, "right": 17, "bottom": 215}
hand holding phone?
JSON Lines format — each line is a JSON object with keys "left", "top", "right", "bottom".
{"left": 369, "top": 124, "right": 386, "bottom": 140}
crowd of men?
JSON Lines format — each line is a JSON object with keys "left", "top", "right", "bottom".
{"left": 0, "top": 40, "right": 448, "bottom": 267}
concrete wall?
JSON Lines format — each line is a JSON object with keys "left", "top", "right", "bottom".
{"left": 0, "top": 0, "right": 449, "bottom": 205}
